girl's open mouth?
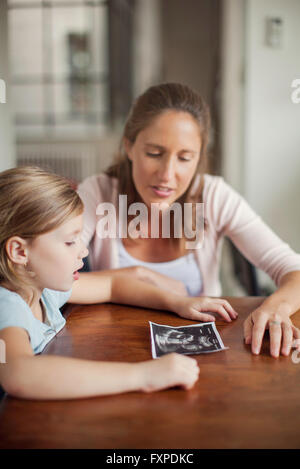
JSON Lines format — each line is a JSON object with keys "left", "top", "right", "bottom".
{"left": 73, "top": 271, "right": 80, "bottom": 280}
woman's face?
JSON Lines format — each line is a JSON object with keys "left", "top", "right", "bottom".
{"left": 125, "top": 110, "right": 202, "bottom": 209}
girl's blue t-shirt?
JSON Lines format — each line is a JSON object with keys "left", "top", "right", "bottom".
{"left": 0, "top": 286, "right": 71, "bottom": 354}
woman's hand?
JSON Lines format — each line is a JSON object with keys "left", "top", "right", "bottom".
{"left": 243, "top": 308, "right": 300, "bottom": 357}
{"left": 122, "top": 266, "right": 188, "bottom": 296}
{"left": 173, "top": 296, "right": 238, "bottom": 322}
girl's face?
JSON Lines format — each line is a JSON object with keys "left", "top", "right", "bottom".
{"left": 26, "top": 214, "right": 88, "bottom": 292}
{"left": 125, "top": 110, "right": 202, "bottom": 209}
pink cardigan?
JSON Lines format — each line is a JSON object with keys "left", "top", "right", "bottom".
{"left": 77, "top": 173, "right": 300, "bottom": 296}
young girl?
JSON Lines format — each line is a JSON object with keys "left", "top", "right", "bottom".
{"left": 0, "top": 167, "right": 237, "bottom": 400}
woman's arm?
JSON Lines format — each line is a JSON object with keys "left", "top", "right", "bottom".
{"left": 210, "top": 177, "right": 300, "bottom": 356}
{"left": 0, "top": 327, "right": 199, "bottom": 400}
{"left": 243, "top": 271, "right": 300, "bottom": 357}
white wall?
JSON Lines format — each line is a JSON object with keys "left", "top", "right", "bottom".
{"left": 243, "top": 0, "right": 300, "bottom": 253}
{"left": 132, "top": 0, "right": 162, "bottom": 98}
{"left": 0, "top": 0, "right": 16, "bottom": 171}
{"left": 221, "top": 0, "right": 246, "bottom": 193}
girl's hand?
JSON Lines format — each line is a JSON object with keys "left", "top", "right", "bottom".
{"left": 243, "top": 308, "right": 300, "bottom": 357}
{"left": 137, "top": 353, "right": 200, "bottom": 392}
{"left": 174, "top": 296, "right": 238, "bottom": 322}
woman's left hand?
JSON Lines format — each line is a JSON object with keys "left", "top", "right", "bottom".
{"left": 174, "top": 296, "right": 238, "bottom": 322}
{"left": 243, "top": 308, "right": 300, "bottom": 357}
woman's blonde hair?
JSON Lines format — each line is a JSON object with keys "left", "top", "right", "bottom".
{"left": 0, "top": 166, "right": 83, "bottom": 293}
{"left": 106, "top": 82, "right": 210, "bottom": 251}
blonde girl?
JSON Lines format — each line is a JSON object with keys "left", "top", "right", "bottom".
{"left": 0, "top": 167, "right": 234, "bottom": 400}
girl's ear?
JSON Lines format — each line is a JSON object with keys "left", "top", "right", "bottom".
{"left": 5, "top": 237, "right": 29, "bottom": 266}
{"left": 123, "top": 137, "right": 133, "bottom": 162}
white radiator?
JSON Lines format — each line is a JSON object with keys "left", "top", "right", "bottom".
{"left": 16, "top": 142, "right": 98, "bottom": 183}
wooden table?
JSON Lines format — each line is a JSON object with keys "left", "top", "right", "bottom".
{"left": 0, "top": 297, "right": 300, "bottom": 449}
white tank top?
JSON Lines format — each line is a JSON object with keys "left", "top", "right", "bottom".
{"left": 118, "top": 239, "right": 202, "bottom": 297}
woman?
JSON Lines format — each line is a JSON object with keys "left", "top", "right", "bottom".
{"left": 78, "top": 82, "right": 300, "bottom": 358}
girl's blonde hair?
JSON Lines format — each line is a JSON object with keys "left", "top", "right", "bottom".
{"left": 0, "top": 166, "right": 83, "bottom": 293}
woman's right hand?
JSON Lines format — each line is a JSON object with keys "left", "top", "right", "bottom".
{"left": 136, "top": 353, "right": 200, "bottom": 392}
{"left": 123, "top": 266, "right": 188, "bottom": 296}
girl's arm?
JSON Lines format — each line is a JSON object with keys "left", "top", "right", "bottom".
{"left": 69, "top": 271, "right": 237, "bottom": 322}
{"left": 0, "top": 327, "right": 199, "bottom": 400}
{"left": 243, "top": 271, "right": 300, "bottom": 357}
{"left": 72, "top": 266, "right": 188, "bottom": 298}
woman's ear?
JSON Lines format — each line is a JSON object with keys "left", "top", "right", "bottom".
{"left": 123, "top": 137, "right": 133, "bottom": 161}
{"left": 5, "top": 237, "right": 29, "bottom": 267}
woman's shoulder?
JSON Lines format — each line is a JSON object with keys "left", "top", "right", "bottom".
{"left": 201, "top": 174, "right": 259, "bottom": 233}
{"left": 191, "top": 173, "right": 230, "bottom": 200}
{"left": 77, "top": 172, "right": 119, "bottom": 203}
{"left": 202, "top": 173, "right": 240, "bottom": 200}
{"left": 79, "top": 172, "right": 118, "bottom": 191}
{"left": 203, "top": 173, "right": 223, "bottom": 187}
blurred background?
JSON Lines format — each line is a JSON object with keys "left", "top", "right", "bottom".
{"left": 0, "top": 0, "right": 299, "bottom": 296}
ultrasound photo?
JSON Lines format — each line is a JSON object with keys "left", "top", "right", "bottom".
{"left": 149, "top": 321, "right": 228, "bottom": 358}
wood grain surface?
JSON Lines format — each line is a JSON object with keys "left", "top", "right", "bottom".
{"left": 0, "top": 297, "right": 299, "bottom": 449}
